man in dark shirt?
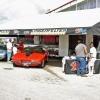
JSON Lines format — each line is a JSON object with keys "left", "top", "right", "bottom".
{"left": 75, "top": 39, "right": 88, "bottom": 77}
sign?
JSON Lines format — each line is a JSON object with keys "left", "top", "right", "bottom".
{"left": 31, "top": 28, "right": 67, "bottom": 35}
{"left": 70, "top": 61, "right": 78, "bottom": 71}
{"left": 9, "top": 30, "right": 32, "bottom": 35}
{"left": 0, "top": 31, "right": 10, "bottom": 35}
{"left": 23, "top": 31, "right": 30, "bottom": 35}
{"left": 75, "top": 28, "right": 87, "bottom": 34}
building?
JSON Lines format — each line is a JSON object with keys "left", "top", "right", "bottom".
{"left": 0, "top": 1, "right": 100, "bottom": 57}
{"left": 46, "top": 0, "right": 100, "bottom": 14}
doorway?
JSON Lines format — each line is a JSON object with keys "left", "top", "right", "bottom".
{"left": 68, "top": 35, "right": 86, "bottom": 56}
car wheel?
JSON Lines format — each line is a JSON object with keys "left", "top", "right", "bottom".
{"left": 39, "top": 60, "right": 45, "bottom": 68}
{"left": 3, "top": 54, "right": 7, "bottom": 61}
{"left": 13, "top": 63, "right": 18, "bottom": 67}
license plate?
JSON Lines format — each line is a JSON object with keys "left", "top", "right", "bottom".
{"left": 23, "top": 62, "right": 31, "bottom": 66}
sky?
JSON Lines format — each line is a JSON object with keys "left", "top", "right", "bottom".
{"left": 0, "top": 0, "right": 71, "bottom": 24}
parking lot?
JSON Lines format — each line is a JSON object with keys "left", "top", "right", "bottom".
{"left": 0, "top": 58, "right": 100, "bottom": 100}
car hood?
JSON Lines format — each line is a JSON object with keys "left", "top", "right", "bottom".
{"left": 12, "top": 52, "right": 44, "bottom": 61}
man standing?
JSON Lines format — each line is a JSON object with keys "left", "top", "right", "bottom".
{"left": 75, "top": 39, "right": 88, "bottom": 77}
{"left": 88, "top": 42, "right": 96, "bottom": 76}
{"left": 7, "top": 39, "right": 13, "bottom": 62}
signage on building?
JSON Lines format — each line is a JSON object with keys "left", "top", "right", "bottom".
{"left": 0, "top": 31, "right": 10, "bottom": 35}
{"left": 31, "top": 28, "right": 67, "bottom": 35}
{"left": 75, "top": 28, "right": 87, "bottom": 34}
{"left": 9, "top": 30, "right": 31, "bottom": 35}
{"left": 23, "top": 31, "right": 30, "bottom": 35}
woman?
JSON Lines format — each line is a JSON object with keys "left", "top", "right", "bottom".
{"left": 18, "top": 39, "right": 24, "bottom": 52}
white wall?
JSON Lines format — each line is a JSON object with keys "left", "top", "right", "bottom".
{"left": 86, "top": 35, "right": 93, "bottom": 52}
{"left": 59, "top": 35, "right": 69, "bottom": 56}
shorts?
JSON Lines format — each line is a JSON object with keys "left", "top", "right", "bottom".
{"left": 88, "top": 58, "right": 96, "bottom": 67}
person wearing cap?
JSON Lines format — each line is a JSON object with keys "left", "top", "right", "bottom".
{"left": 75, "top": 39, "right": 88, "bottom": 77}
{"left": 87, "top": 42, "right": 96, "bottom": 76}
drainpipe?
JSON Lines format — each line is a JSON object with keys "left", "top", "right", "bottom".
{"left": 70, "top": 2, "right": 72, "bottom": 11}
{"left": 96, "top": 0, "right": 98, "bottom": 8}
{"left": 76, "top": 0, "right": 77, "bottom": 10}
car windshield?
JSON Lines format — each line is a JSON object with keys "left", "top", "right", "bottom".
{"left": 22, "top": 46, "right": 43, "bottom": 54}
{"left": 0, "top": 45, "right": 7, "bottom": 50}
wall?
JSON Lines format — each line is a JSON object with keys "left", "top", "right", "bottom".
{"left": 59, "top": 35, "right": 69, "bottom": 56}
{"left": 86, "top": 34, "right": 93, "bottom": 52}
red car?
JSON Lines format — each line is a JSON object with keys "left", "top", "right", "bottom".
{"left": 11, "top": 46, "right": 49, "bottom": 68}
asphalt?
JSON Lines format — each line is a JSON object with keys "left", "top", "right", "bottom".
{"left": 0, "top": 58, "right": 100, "bottom": 100}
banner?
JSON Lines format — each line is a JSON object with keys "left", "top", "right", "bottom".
{"left": 9, "top": 30, "right": 32, "bottom": 35}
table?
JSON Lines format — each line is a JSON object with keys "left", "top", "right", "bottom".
{"left": 64, "top": 59, "right": 100, "bottom": 74}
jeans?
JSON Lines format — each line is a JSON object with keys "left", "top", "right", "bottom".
{"left": 76, "top": 56, "right": 86, "bottom": 75}
{"left": 7, "top": 50, "right": 12, "bottom": 62}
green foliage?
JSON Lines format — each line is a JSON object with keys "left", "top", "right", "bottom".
{"left": 0, "top": 45, "right": 7, "bottom": 50}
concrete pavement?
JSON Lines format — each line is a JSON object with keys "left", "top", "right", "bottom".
{"left": 0, "top": 60, "right": 100, "bottom": 100}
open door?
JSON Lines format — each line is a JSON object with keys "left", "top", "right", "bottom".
{"left": 68, "top": 35, "right": 86, "bottom": 56}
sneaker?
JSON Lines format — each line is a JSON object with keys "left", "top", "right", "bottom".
{"left": 77, "top": 74, "right": 81, "bottom": 76}
{"left": 89, "top": 73, "right": 93, "bottom": 77}
{"left": 7, "top": 61, "right": 11, "bottom": 63}
{"left": 86, "top": 73, "right": 91, "bottom": 77}
{"left": 81, "top": 74, "right": 88, "bottom": 77}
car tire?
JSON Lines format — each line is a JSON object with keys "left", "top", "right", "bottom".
{"left": 4, "top": 57, "right": 7, "bottom": 61}
{"left": 39, "top": 60, "right": 45, "bottom": 68}
{"left": 13, "top": 63, "right": 18, "bottom": 67}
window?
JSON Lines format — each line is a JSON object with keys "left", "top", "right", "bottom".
{"left": 93, "top": 0, "right": 96, "bottom": 8}
{"left": 98, "top": 0, "right": 100, "bottom": 7}
{"left": 88, "top": 0, "right": 96, "bottom": 9}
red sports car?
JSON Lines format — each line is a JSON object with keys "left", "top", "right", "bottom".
{"left": 11, "top": 46, "right": 49, "bottom": 68}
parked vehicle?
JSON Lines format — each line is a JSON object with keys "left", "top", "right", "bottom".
{"left": 11, "top": 46, "right": 49, "bottom": 68}
{"left": 0, "top": 44, "right": 7, "bottom": 61}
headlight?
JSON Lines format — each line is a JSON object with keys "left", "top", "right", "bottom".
{"left": 31, "top": 60, "right": 39, "bottom": 64}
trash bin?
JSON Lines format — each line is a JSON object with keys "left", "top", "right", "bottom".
{"left": 97, "top": 53, "right": 100, "bottom": 59}
{"left": 94, "top": 59, "right": 100, "bottom": 74}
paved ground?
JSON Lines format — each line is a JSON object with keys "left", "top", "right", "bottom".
{"left": 0, "top": 59, "right": 100, "bottom": 100}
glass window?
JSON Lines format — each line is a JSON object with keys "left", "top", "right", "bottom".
{"left": 98, "top": 0, "right": 100, "bottom": 7}
{"left": 84, "top": 4, "right": 87, "bottom": 9}
{"left": 90, "top": 2, "right": 94, "bottom": 9}
{"left": 88, "top": 0, "right": 96, "bottom": 9}
{"left": 93, "top": 0, "right": 96, "bottom": 8}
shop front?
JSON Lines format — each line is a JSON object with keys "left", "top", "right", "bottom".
{"left": 0, "top": 8, "right": 100, "bottom": 72}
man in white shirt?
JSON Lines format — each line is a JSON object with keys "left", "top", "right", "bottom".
{"left": 88, "top": 42, "right": 97, "bottom": 76}
{"left": 7, "top": 39, "right": 13, "bottom": 62}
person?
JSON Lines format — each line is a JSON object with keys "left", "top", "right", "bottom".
{"left": 87, "top": 42, "right": 96, "bottom": 76}
{"left": 75, "top": 39, "right": 88, "bottom": 77}
{"left": 13, "top": 44, "right": 18, "bottom": 55}
{"left": 7, "top": 39, "right": 13, "bottom": 63}
{"left": 33, "top": 35, "right": 41, "bottom": 44}
{"left": 18, "top": 39, "right": 24, "bottom": 52}
{"left": 12, "top": 38, "right": 17, "bottom": 46}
